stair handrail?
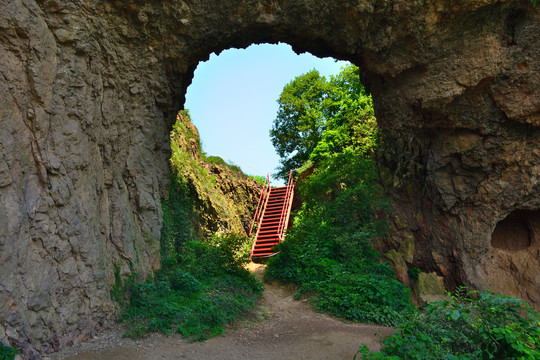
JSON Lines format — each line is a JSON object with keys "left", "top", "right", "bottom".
{"left": 249, "top": 173, "right": 270, "bottom": 237}
{"left": 277, "top": 169, "right": 294, "bottom": 240}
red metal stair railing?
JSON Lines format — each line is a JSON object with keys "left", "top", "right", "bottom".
{"left": 249, "top": 174, "right": 270, "bottom": 238}
{"left": 277, "top": 169, "right": 295, "bottom": 241}
{"left": 249, "top": 170, "right": 295, "bottom": 261}
{"left": 249, "top": 174, "right": 270, "bottom": 260}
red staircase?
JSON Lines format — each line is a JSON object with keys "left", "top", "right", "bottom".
{"left": 249, "top": 170, "right": 295, "bottom": 260}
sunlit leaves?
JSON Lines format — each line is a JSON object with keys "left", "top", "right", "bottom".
{"left": 270, "top": 65, "right": 377, "bottom": 180}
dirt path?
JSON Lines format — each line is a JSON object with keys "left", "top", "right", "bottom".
{"left": 48, "top": 264, "right": 393, "bottom": 360}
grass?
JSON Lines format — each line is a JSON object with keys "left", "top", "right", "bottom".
{"left": 111, "top": 110, "right": 264, "bottom": 342}
{"left": 114, "top": 231, "right": 264, "bottom": 341}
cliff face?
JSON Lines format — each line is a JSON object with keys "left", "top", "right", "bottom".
{"left": 169, "top": 112, "right": 262, "bottom": 239}
{"left": 0, "top": 0, "right": 538, "bottom": 356}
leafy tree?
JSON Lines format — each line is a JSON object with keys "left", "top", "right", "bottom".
{"left": 270, "top": 65, "right": 377, "bottom": 179}
{"left": 270, "top": 69, "right": 330, "bottom": 179}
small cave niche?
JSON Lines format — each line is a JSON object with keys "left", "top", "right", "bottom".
{"left": 491, "top": 209, "right": 538, "bottom": 250}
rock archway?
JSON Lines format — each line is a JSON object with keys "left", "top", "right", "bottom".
{"left": 1, "top": 0, "right": 538, "bottom": 356}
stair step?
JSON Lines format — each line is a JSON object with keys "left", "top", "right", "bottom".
{"left": 267, "top": 201, "right": 285, "bottom": 206}
{"left": 259, "top": 227, "right": 279, "bottom": 232}
{"left": 253, "top": 247, "right": 277, "bottom": 253}
{"left": 257, "top": 237, "right": 280, "bottom": 242}
{"left": 255, "top": 240, "right": 278, "bottom": 245}
{"left": 255, "top": 237, "right": 279, "bottom": 248}
{"left": 262, "top": 217, "right": 281, "bottom": 222}
{"left": 260, "top": 225, "right": 280, "bottom": 229}
{"left": 252, "top": 252, "right": 274, "bottom": 257}
{"left": 253, "top": 246, "right": 277, "bottom": 250}
{"left": 264, "top": 209, "right": 283, "bottom": 214}
{"left": 258, "top": 229, "right": 280, "bottom": 234}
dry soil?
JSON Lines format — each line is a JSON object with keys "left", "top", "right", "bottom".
{"left": 47, "top": 264, "right": 393, "bottom": 360}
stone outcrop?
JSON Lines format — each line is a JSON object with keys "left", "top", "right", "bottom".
{"left": 0, "top": 0, "right": 538, "bottom": 356}
{"left": 169, "top": 112, "right": 262, "bottom": 238}
{"left": 414, "top": 272, "right": 450, "bottom": 304}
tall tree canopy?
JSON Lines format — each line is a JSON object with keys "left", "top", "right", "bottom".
{"left": 270, "top": 64, "right": 377, "bottom": 179}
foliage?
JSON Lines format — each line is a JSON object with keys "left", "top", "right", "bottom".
{"left": 248, "top": 174, "right": 266, "bottom": 186}
{"left": 116, "top": 232, "right": 263, "bottom": 341}
{"left": 205, "top": 155, "right": 228, "bottom": 167}
{"left": 160, "top": 173, "right": 200, "bottom": 267}
{"left": 407, "top": 267, "right": 422, "bottom": 282}
{"left": 265, "top": 149, "right": 414, "bottom": 326}
{"left": 205, "top": 156, "right": 243, "bottom": 175}
{"left": 266, "top": 64, "right": 412, "bottom": 326}
{"left": 270, "top": 65, "right": 377, "bottom": 180}
{"left": 113, "top": 110, "right": 264, "bottom": 341}
{"left": 270, "top": 69, "right": 329, "bottom": 179}
{"left": 0, "top": 344, "right": 18, "bottom": 360}
{"left": 357, "top": 288, "right": 540, "bottom": 360}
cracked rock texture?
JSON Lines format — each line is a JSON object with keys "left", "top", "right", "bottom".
{"left": 0, "top": 0, "right": 538, "bottom": 357}
{"left": 169, "top": 112, "right": 262, "bottom": 239}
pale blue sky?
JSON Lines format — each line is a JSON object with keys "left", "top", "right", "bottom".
{"left": 184, "top": 43, "right": 349, "bottom": 186}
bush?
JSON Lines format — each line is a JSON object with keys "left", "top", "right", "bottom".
{"left": 357, "top": 288, "right": 540, "bottom": 359}
{"left": 248, "top": 174, "right": 266, "bottom": 186}
{"left": 0, "top": 344, "right": 17, "bottom": 360}
{"left": 117, "top": 233, "right": 263, "bottom": 341}
{"left": 265, "top": 150, "right": 414, "bottom": 326}
{"left": 115, "top": 167, "right": 263, "bottom": 341}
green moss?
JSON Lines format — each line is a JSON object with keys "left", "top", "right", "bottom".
{"left": 398, "top": 234, "right": 415, "bottom": 263}
{"left": 414, "top": 272, "right": 446, "bottom": 297}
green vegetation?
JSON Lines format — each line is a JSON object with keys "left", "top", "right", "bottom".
{"left": 168, "top": 109, "right": 257, "bottom": 237}
{"left": 114, "top": 232, "right": 263, "bottom": 341}
{"left": 205, "top": 156, "right": 243, "bottom": 176}
{"left": 113, "top": 111, "right": 263, "bottom": 341}
{"left": 266, "top": 64, "right": 413, "bottom": 325}
{"left": 248, "top": 174, "right": 266, "bottom": 186}
{"left": 357, "top": 288, "right": 540, "bottom": 359}
{"left": 265, "top": 149, "right": 414, "bottom": 325}
{"left": 270, "top": 64, "right": 377, "bottom": 179}
{"left": 267, "top": 64, "right": 540, "bottom": 358}
{"left": 0, "top": 344, "right": 18, "bottom": 360}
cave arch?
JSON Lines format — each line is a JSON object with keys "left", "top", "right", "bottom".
{"left": 1, "top": 0, "right": 539, "bottom": 356}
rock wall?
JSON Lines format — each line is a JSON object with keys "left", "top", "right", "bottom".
{"left": 0, "top": 0, "right": 538, "bottom": 356}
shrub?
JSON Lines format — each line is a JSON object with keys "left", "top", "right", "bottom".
{"left": 0, "top": 344, "right": 18, "bottom": 360}
{"left": 115, "top": 168, "right": 263, "bottom": 341}
{"left": 248, "top": 174, "right": 266, "bottom": 186}
{"left": 117, "top": 234, "right": 263, "bottom": 341}
{"left": 265, "top": 150, "right": 414, "bottom": 326}
{"left": 357, "top": 288, "right": 540, "bottom": 359}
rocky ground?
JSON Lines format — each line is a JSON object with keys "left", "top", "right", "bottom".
{"left": 46, "top": 264, "right": 393, "bottom": 360}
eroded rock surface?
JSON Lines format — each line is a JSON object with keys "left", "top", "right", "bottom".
{"left": 0, "top": 0, "right": 538, "bottom": 356}
{"left": 169, "top": 112, "right": 262, "bottom": 238}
